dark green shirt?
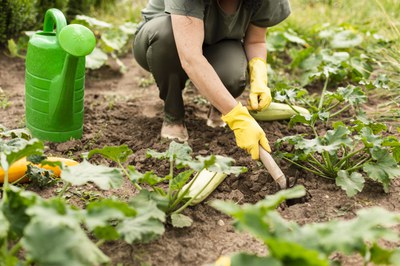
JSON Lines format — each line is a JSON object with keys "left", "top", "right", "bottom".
{"left": 141, "top": 0, "right": 291, "bottom": 45}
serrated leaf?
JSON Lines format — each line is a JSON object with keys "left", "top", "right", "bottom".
{"left": 147, "top": 141, "right": 192, "bottom": 165}
{"left": 267, "top": 239, "right": 329, "bottom": 266}
{"left": 369, "top": 244, "right": 400, "bottom": 266}
{"left": 0, "top": 138, "right": 43, "bottom": 171}
{"left": 336, "top": 170, "right": 365, "bottom": 197}
{"left": 330, "top": 30, "right": 363, "bottom": 48}
{"left": 88, "top": 145, "right": 133, "bottom": 163}
{"left": 85, "top": 198, "right": 136, "bottom": 241}
{"left": 2, "top": 186, "right": 40, "bottom": 237}
{"left": 171, "top": 213, "right": 193, "bottom": 228}
{"left": 363, "top": 148, "right": 400, "bottom": 192}
{"left": 187, "top": 155, "right": 246, "bottom": 175}
{"left": 170, "top": 170, "right": 194, "bottom": 191}
{"left": 127, "top": 166, "right": 164, "bottom": 186}
{"left": 0, "top": 208, "right": 10, "bottom": 240}
{"left": 22, "top": 198, "right": 109, "bottom": 266}
{"left": 359, "top": 127, "right": 382, "bottom": 148}
{"left": 85, "top": 198, "right": 136, "bottom": 230}
{"left": 118, "top": 197, "right": 165, "bottom": 243}
{"left": 74, "top": 15, "right": 112, "bottom": 29}
{"left": 101, "top": 28, "right": 128, "bottom": 52}
{"left": 337, "top": 85, "right": 367, "bottom": 105}
{"left": 86, "top": 47, "right": 108, "bottom": 70}
{"left": 61, "top": 160, "right": 123, "bottom": 190}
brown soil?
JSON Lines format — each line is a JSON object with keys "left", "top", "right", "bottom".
{"left": 1, "top": 52, "right": 399, "bottom": 266}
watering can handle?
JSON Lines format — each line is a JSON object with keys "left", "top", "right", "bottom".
{"left": 43, "top": 8, "right": 67, "bottom": 38}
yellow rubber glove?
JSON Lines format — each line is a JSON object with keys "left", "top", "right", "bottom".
{"left": 248, "top": 57, "right": 272, "bottom": 111}
{"left": 221, "top": 102, "right": 271, "bottom": 160}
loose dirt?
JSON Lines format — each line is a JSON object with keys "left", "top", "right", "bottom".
{"left": 1, "top": 52, "right": 399, "bottom": 266}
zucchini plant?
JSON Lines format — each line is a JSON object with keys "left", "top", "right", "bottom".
{"left": 87, "top": 141, "right": 246, "bottom": 227}
{"left": 0, "top": 128, "right": 165, "bottom": 265}
{"left": 275, "top": 83, "right": 400, "bottom": 196}
{"left": 211, "top": 186, "right": 400, "bottom": 266}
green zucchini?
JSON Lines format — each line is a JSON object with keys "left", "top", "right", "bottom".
{"left": 249, "top": 102, "right": 310, "bottom": 121}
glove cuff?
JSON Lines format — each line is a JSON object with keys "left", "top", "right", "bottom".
{"left": 249, "top": 57, "right": 268, "bottom": 85}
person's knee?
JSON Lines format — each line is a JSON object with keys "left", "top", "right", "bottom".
{"left": 219, "top": 70, "right": 248, "bottom": 98}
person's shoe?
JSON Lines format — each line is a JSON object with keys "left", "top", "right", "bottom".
{"left": 161, "top": 121, "right": 189, "bottom": 142}
{"left": 207, "top": 106, "right": 226, "bottom": 128}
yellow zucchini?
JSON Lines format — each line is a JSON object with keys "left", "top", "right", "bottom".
{"left": 249, "top": 102, "right": 310, "bottom": 121}
{"left": 0, "top": 157, "right": 79, "bottom": 183}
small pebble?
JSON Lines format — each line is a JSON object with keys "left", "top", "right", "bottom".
{"left": 217, "top": 219, "right": 225, "bottom": 226}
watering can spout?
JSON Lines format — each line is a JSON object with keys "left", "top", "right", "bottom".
{"left": 49, "top": 24, "right": 96, "bottom": 126}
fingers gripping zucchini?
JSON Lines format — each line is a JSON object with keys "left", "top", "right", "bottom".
{"left": 249, "top": 102, "right": 310, "bottom": 121}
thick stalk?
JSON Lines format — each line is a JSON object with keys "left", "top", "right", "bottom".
{"left": 9, "top": 240, "right": 22, "bottom": 256}
{"left": 334, "top": 147, "right": 366, "bottom": 168}
{"left": 330, "top": 104, "right": 351, "bottom": 118}
{"left": 57, "top": 182, "right": 70, "bottom": 198}
{"left": 118, "top": 161, "right": 142, "bottom": 190}
{"left": 172, "top": 172, "right": 218, "bottom": 214}
{"left": 167, "top": 159, "right": 174, "bottom": 203}
{"left": 346, "top": 158, "right": 372, "bottom": 172}
{"left": 283, "top": 158, "right": 332, "bottom": 179}
{"left": 169, "top": 171, "right": 201, "bottom": 211}
{"left": 318, "top": 76, "right": 329, "bottom": 111}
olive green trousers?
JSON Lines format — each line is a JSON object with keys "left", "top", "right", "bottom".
{"left": 133, "top": 15, "right": 248, "bottom": 122}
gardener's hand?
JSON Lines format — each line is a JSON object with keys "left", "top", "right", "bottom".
{"left": 248, "top": 57, "right": 272, "bottom": 111}
{"left": 222, "top": 102, "right": 271, "bottom": 160}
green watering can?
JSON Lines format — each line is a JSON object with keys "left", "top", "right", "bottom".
{"left": 25, "top": 8, "right": 96, "bottom": 142}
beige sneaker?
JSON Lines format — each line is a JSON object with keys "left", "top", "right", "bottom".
{"left": 161, "top": 121, "right": 189, "bottom": 142}
{"left": 206, "top": 106, "right": 226, "bottom": 128}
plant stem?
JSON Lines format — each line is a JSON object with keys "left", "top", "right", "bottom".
{"left": 318, "top": 76, "right": 329, "bottom": 111}
{"left": 57, "top": 182, "right": 70, "bottom": 198}
{"left": 283, "top": 157, "right": 332, "bottom": 179}
{"left": 167, "top": 159, "right": 174, "bottom": 203}
{"left": 309, "top": 154, "right": 330, "bottom": 173}
{"left": 326, "top": 101, "right": 342, "bottom": 112}
{"left": 172, "top": 172, "right": 218, "bottom": 214}
{"left": 334, "top": 147, "right": 366, "bottom": 168}
{"left": 322, "top": 151, "right": 333, "bottom": 173}
{"left": 11, "top": 174, "right": 27, "bottom": 185}
{"left": 169, "top": 171, "right": 201, "bottom": 211}
{"left": 96, "top": 239, "right": 106, "bottom": 247}
{"left": 346, "top": 157, "right": 372, "bottom": 172}
{"left": 330, "top": 104, "right": 351, "bottom": 118}
{"left": 10, "top": 240, "right": 22, "bottom": 256}
{"left": 117, "top": 161, "right": 142, "bottom": 190}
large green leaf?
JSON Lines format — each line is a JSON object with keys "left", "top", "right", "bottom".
{"left": 88, "top": 145, "right": 133, "bottom": 163}
{"left": 0, "top": 208, "right": 10, "bottom": 241}
{"left": 170, "top": 170, "right": 194, "bottom": 191}
{"left": 147, "top": 141, "right": 192, "bottom": 166}
{"left": 0, "top": 138, "right": 43, "bottom": 171}
{"left": 61, "top": 160, "right": 124, "bottom": 190}
{"left": 335, "top": 170, "right": 365, "bottom": 197}
{"left": 85, "top": 47, "right": 108, "bottom": 70}
{"left": 128, "top": 166, "right": 164, "bottom": 186}
{"left": 22, "top": 198, "right": 109, "bottom": 266}
{"left": 363, "top": 148, "right": 400, "bottom": 192}
{"left": 85, "top": 198, "right": 136, "bottom": 240}
{"left": 2, "top": 186, "right": 40, "bottom": 237}
{"left": 330, "top": 30, "right": 363, "bottom": 48}
{"left": 117, "top": 196, "right": 166, "bottom": 243}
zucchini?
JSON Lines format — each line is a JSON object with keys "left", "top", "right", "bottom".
{"left": 249, "top": 102, "right": 310, "bottom": 121}
{"left": 181, "top": 169, "right": 227, "bottom": 206}
{"left": 0, "top": 157, "right": 79, "bottom": 183}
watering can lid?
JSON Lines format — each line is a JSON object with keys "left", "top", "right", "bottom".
{"left": 58, "top": 24, "right": 96, "bottom": 57}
